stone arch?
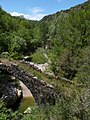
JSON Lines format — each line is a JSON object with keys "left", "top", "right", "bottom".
{"left": 0, "top": 63, "right": 56, "bottom": 105}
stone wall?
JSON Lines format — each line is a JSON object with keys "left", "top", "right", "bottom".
{"left": 0, "top": 63, "right": 57, "bottom": 105}
{"left": 21, "top": 60, "right": 74, "bottom": 84}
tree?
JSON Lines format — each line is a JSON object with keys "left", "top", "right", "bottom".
{"left": 8, "top": 33, "right": 27, "bottom": 59}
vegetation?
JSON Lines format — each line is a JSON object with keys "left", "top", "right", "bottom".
{"left": 0, "top": 0, "right": 90, "bottom": 119}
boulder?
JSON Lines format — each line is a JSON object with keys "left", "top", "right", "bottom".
{"left": 1, "top": 82, "right": 18, "bottom": 106}
{"left": 0, "top": 74, "right": 22, "bottom": 107}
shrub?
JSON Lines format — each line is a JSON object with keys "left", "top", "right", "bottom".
{"left": 31, "top": 48, "right": 47, "bottom": 64}
{"left": 0, "top": 52, "right": 9, "bottom": 58}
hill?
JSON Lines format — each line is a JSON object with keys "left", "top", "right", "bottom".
{"left": 0, "top": 1, "right": 90, "bottom": 119}
{"left": 0, "top": 1, "right": 90, "bottom": 79}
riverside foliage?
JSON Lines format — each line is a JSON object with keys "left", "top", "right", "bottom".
{"left": 0, "top": 1, "right": 90, "bottom": 120}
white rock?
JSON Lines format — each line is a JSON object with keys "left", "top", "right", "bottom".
{"left": 16, "top": 89, "right": 22, "bottom": 97}
{"left": 33, "top": 76, "right": 37, "bottom": 79}
{"left": 24, "top": 107, "right": 32, "bottom": 114}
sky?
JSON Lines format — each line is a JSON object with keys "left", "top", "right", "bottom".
{"left": 0, "top": 0, "right": 87, "bottom": 20}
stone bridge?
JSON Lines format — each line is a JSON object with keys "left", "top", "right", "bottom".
{"left": 0, "top": 63, "right": 57, "bottom": 105}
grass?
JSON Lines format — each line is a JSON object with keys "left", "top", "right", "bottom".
{"left": 0, "top": 58, "right": 77, "bottom": 86}
{"left": 1, "top": 58, "right": 84, "bottom": 91}
{"left": 0, "top": 58, "right": 84, "bottom": 100}
{"left": 17, "top": 61, "right": 83, "bottom": 98}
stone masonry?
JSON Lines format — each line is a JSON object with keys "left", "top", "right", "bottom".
{"left": 0, "top": 63, "right": 57, "bottom": 105}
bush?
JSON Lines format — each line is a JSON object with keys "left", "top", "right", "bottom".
{"left": 0, "top": 101, "right": 23, "bottom": 120}
{"left": 31, "top": 48, "right": 47, "bottom": 64}
{"left": 0, "top": 52, "right": 9, "bottom": 58}
{"left": 9, "top": 52, "right": 22, "bottom": 60}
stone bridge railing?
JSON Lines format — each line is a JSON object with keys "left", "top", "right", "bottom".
{"left": 0, "top": 63, "right": 57, "bottom": 105}
{"left": 21, "top": 60, "right": 74, "bottom": 84}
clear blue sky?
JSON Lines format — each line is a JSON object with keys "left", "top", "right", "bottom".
{"left": 0, "top": 0, "right": 87, "bottom": 20}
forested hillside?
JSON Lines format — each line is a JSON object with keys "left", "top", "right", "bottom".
{"left": 0, "top": 0, "right": 90, "bottom": 119}
{"left": 0, "top": 1, "right": 90, "bottom": 80}
{"left": 0, "top": 7, "right": 40, "bottom": 56}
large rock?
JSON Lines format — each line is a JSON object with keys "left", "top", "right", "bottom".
{"left": 0, "top": 74, "right": 22, "bottom": 107}
{"left": 1, "top": 82, "right": 18, "bottom": 106}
